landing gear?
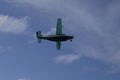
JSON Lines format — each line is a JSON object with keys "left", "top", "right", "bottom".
{"left": 70, "top": 40, "right": 72, "bottom": 42}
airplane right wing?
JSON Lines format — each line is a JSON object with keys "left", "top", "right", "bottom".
{"left": 56, "top": 41, "right": 61, "bottom": 50}
{"left": 56, "top": 18, "right": 62, "bottom": 35}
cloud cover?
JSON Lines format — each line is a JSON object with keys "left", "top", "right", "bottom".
{"left": 7, "top": 0, "right": 120, "bottom": 73}
{"left": 0, "top": 15, "right": 28, "bottom": 34}
{"left": 54, "top": 54, "right": 80, "bottom": 64}
{"left": 0, "top": 45, "right": 12, "bottom": 53}
{"left": 17, "top": 78, "right": 30, "bottom": 80}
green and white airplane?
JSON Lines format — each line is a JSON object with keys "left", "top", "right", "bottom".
{"left": 36, "top": 18, "right": 74, "bottom": 50}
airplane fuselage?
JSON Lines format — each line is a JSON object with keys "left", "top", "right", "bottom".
{"left": 36, "top": 18, "right": 74, "bottom": 50}
{"left": 40, "top": 34, "right": 73, "bottom": 42}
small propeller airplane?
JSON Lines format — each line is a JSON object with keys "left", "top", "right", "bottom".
{"left": 36, "top": 18, "right": 74, "bottom": 50}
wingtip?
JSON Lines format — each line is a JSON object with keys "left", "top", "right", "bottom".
{"left": 57, "top": 18, "right": 62, "bottom": 20}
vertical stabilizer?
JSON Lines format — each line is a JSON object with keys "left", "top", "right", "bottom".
{"left": 36, "top": 31, "right": 42, "bottom": 43}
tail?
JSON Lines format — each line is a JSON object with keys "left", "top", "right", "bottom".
{"left": 36, "top": 31, "right": 42, "bottom": 43}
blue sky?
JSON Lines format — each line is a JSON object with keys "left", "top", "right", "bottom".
{"left": 0, "top": 0, "right": 120, "bottom": 80}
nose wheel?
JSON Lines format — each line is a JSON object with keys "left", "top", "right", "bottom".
{"left": 70, "top": 40, "right": 72, "bottom": 42}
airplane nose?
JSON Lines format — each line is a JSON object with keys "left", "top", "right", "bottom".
{"left": 70, "top": 36, "right": 74, "bottom": 39}
{"left": 69, "top": 36, "right": 74, "bottom": 41}
{"left": 71, "top": 36, "right": 74, "bottom": 39}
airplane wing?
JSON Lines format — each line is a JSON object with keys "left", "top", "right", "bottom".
{"left": 56, "top": 18, "right": 62, "bottom": 50}
{"left": 56, "top": 18, "right": 62, "bottom": 35}
{"left": 56, "top": 41, "right": 61, "bottom": 50}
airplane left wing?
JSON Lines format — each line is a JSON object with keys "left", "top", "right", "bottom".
{"left": 56, "top": 18, "right": 62, "bottom": 35}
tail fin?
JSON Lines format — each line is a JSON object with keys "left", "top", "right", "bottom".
{"left": 36, "top": 31, "right": 42, "bottom": 43}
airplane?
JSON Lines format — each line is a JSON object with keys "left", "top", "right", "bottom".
{"left": 36, "top": 18, "right": 74, "bottom": 50}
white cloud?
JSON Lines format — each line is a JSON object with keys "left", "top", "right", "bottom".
{"left": 82, "top": 66, "right": 98, "bottom": 72}
{"left": 109, "top": 51, "right": 120, "bottom": 64}
{"left": 43, "top": 27, "right": 56, "bottom": 35}
{"left": 0, "top": 45, "right": 13, "bottom": 53}
{"left": 106, "top": 65, "right": 120, "bottom": 75}
{"left": 6, "top": 0, "right": 70, "bottom": 11}
{"left": 0, "top": 15, "right": 29, "bottom": 34}
{"left": 17, "top": 78, "right": 30, "bottom": 80}
{"left": 54, "top": 54, "right": 80, "bottom": 64}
